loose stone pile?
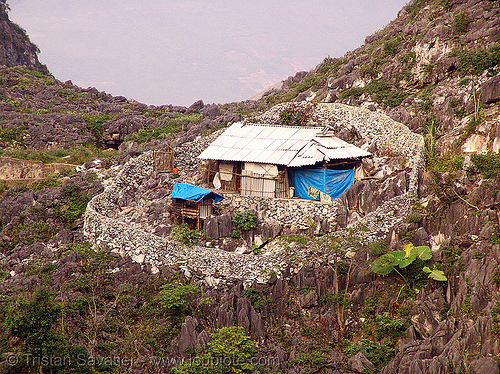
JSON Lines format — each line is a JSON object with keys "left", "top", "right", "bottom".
{"left": 84, "top": 103, "right": 425, "bottom": 285}
{"left": 173, "top": 129, "right": 224, "bottom": 173}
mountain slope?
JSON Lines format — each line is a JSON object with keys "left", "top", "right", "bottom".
{"left": 263, "top": 0, "right": 500, "bottom": 147}
{"left": 0, "top": 1, "right": 47, "bottom": 73}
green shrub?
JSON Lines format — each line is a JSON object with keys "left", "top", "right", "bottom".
{"left": 127, "top": 114, "right": 201, "bottom": 143}
{"left": 6, "top": 287, "right": 91, "bottom": 374}
{"left": 383, "top": 39, "right": 399, "bottom": 56}
{"left": 290, "top": 350, "right": 328, "bottom": 369}
{"left": 319, "top": 292, "right": 351, "bottom": 308}
{"left": 0, "top": 126, "right": 24, "bottom": 143}
{"left": 80, "top": 113, "right": 116, "bottom": 139}
{"left": 491, "top": 224, "right": 500, "bottom": 245}
{"left": 407, "top": 213, "right": 422, "bottom": 224}
{"left": 339, "top": 86, "right": 364, "bottom": 100}
{"left": 232, "top": 210, "right": 257, "bottom": 231}
{"left": 375, "top": 312, "right": 409, "bottom": 340}
{"left": 344, "top": 339, "right": 394, "bottom": 368}
{"left": 318, "top": 56, "right": 343, "bottom": 74}
{"left": 155, "top": 282, "right": 200, "bottom": 313}
{"left": 242, "top": 287, "right": 266, "bottom": 311}
{"left": 405, "top": 0, "right": 426, "bottom": 20}
{"left": 24, "top": 220, "right": 60, "bottom": 244}
{"left": 279, "top": 102, "right": 316, "bottom": 126}
{"left": 174, "top": 225, "right": 204, "bottom": 246}
{"left": 384, "top": 90, "right": 407, "bottom": 107}
{"left": 369, "top": 240, "right": 388, "bottom": 256}
{"left": 230, "top": 227, "right": 241, "bottom": 238}
{"left": 172, "top": 326, "right": 257, "bottom": 373}
{"left": 454, "top": 11, "right": 469, "bottom": 33}
{"left": 398, "top": 51, "right": 417, "bottom": 67}
{"left": 454, "top": 44, "right": 500, "bottom": 76}
{"left": 280, "top": 235, "right": 309, "bottom": 245}
{"left": 60, "top": 183, "right": 92, "bottom": 225}
{"left": 208, "top": 326, "right": 257, "bottom": 359}
{"left": 418, "top": 86, "right": 434, "bottom": 112}
{"left": 441, "top": 0, "right": 452, "bottom": 10}
{"left": 470, "top": 152, "right": 500, "bottom": 179}
{"left": 427, "top": 154, "right": 464, "bottom": 172}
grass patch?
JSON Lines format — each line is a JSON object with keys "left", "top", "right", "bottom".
{"left": 126, "top": 114, "right": 201, "bottom": 143}
{"left": 470, "top": 152, "right": 500, "bottom": 179}
{"left": 453, "top": 44, "right": 500, "bottom": 76}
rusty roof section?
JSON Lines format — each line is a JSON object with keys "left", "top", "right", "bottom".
{"left": 197, "top": 122, "right": 371, "bottom": 166}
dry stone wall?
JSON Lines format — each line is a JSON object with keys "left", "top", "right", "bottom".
{"left": 83, "top": 152, "right": 312, "bottom": 285}
{"left": 84, "top": 103, "right": 425, "bottom": 284}
{"left": 218, "top": 194, "right": 347, "bottom": 234}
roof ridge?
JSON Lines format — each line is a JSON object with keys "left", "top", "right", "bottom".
{"left": 242, "top": 122, "right": 324, "bottom": 131}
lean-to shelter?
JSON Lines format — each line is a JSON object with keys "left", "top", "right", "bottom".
{"left": 170, "top": 182, "right": 224, "bottom": 229}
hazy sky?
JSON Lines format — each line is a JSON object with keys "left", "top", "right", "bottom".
{"left": 9, "top": 0, "right": 408, "bottom": 106}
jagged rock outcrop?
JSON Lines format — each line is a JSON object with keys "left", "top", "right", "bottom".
{"left": 481, "top": 75, "right": 500, "bottom": 104}
{"left": 0, "top": 4, "right": 47, "bottom": 72}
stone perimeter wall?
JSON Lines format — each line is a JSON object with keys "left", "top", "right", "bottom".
{"left": 84, "top": 103, "right": 425, "bottom": 285}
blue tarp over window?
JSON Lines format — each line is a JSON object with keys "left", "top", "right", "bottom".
{"left": 171, "top": 183, "right": 224, "bottom": 203}
{"left": 293, "top": 168, "right": 354, "bottom": 200}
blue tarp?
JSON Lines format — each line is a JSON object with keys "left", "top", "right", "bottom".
{"left": 293, "top": 168, "right": 354, "bottom": 200}
{"left": 171, "top": 183, "right": 224, "bottom": 203}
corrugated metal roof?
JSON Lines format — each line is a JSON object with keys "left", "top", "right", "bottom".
{"left": 197, "top": 122, "right": 371, "bottom": 166}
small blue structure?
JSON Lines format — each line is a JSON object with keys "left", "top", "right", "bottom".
{"left": 171, "top": 183, "right": 224, "bottom": 202}
{"left": 170, "top": 183, "right": 224, "bottom": 229}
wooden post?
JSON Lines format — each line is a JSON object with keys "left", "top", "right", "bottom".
{"left": 197, "top": 203, "right": 201, "bottom": 230}
{"left": 284, "top": 168, "right": 290, "bottom": 198}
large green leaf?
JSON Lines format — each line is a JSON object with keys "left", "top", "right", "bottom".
{"left": 414, "top": 246, "right": 432, "bottom": 261}
{"left": 399, "top": 245, "right": 432, "bottom": 268}
{"left": 370, "top": 251, "right": 405, "bottom": 276}
{"left": 423, "top": 266, "right": 447, "bottom": 281}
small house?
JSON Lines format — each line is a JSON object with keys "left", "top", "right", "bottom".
{"left": 170, "top": 182, "right": 224, "bottom": 229}
{"left": 197, "top": 122, "right": 371, "bottom": 201}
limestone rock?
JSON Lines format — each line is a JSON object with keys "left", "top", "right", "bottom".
{"left": 481, "top": 75, "right": 500, "bottom": 104}
{"left": 469, "top": 357, "right": 499, "bottom": 374}
{"left": 349, "top": 352, "right": 376, "bottom": 373}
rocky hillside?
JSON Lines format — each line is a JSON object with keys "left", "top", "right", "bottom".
{"left": 261, "top": 0, "right": 500, "bottom": 152}
{"left": 0, "top": 3, "right": 254, "bottom": 162}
